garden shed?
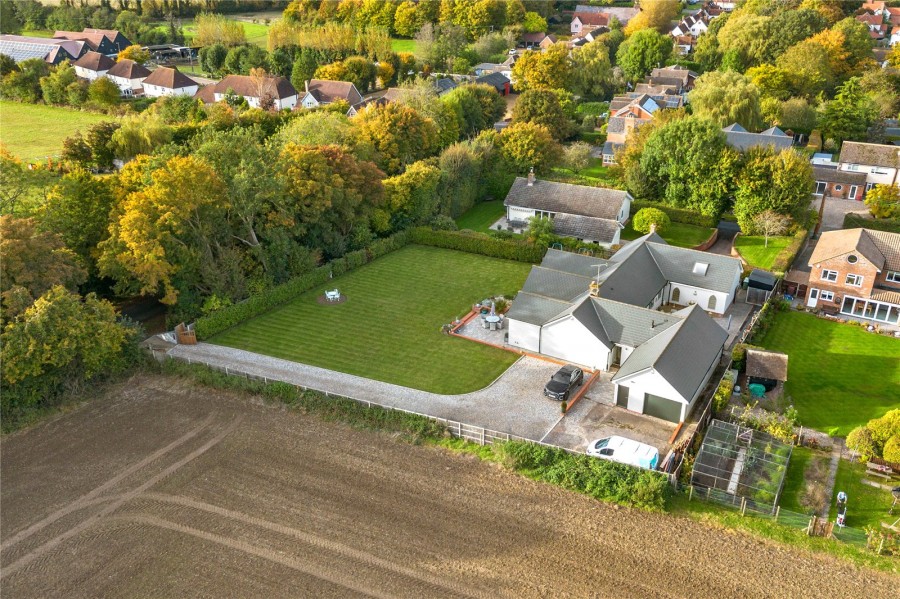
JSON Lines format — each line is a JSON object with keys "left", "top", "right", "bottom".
{"left": 690, "top": 419, "right": 792, "bottom": 515}
{"left": 745, "top": 349, "right": 788, "bottom": 392}
{"left": 745, "top": 269, "right": 777, "bottom": 305}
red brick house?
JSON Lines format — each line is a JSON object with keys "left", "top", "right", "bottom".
{"left": 806, "top": 228, "right": 900, "bottom": 325}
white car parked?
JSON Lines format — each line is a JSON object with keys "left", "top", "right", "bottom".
{"left": 586, "top": 436, "right": 659, "bottom": 470}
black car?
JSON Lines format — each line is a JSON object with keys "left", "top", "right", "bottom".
{"left": 543, "top": 365, "right": 584, "bottom": 401}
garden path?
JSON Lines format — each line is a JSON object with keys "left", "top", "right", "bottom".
{"left": 821, "top": 439, "right": 845, "bottom": 517}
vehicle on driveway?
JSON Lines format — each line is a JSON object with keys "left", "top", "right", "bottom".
{"left": 587, "top": 436, "right": 659, "bottom": 470}
{"left": 543, "top": 364, "right": 584, "bottom": 401}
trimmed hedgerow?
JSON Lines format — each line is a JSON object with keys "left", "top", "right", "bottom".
{"left": 194, "top": 232, "right": 410, "bottom": 339}
{"left": 409, "top": 227, "right": 547, "bottom": 263}
{"left": 629, "top": 200, "right": 718, "bottom": 228}
{"left": 770, "top": 228, "right": 808, "bottom": 274}
{"left": 842, "top": 214, "right": 900, "bottom": 234}
{"left": 498, "top": 441, "right": 670, "bottom": 511}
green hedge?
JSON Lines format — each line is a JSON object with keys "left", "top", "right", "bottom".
{"left": 770, "top": 228, "right": 808, "bottom": 274}
{"left": 194, "top": 232, "right": 410, "bottom": 339}
{"left": 409, "top": 227, "right": 547, "bottom": 263}
{"left": 843, "top": 214, "right": 900, "bottom": 233}
{"left": 499, "top": 441, "right": 671, "bottom": 511}
{"left": 630, "top": 200, "right": 718, "bottom": 228}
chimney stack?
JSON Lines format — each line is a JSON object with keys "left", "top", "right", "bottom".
{"left": 305, "top": 80, "right": 309, "bottom": 93}
{"left": 527, "top": 167, "right": 535, "bottom": 186}
{"left": 650, "top": 223, "right": 657, "bottom": 233}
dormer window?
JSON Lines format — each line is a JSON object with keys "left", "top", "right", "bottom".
{"left": 847, "top": 255, "right": 858, "bottom": 264}
{"left": 692, "top": 262, "right": 709, "bottom": 276}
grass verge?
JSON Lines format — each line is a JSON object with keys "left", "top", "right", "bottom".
{"left": 755, "top": 310, "right": 900, "bottom": 436}
{"left": 0, "top": 100, "right": 113, "bottom": 161}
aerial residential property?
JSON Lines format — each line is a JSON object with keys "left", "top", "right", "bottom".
{"left": 140, "top": 66, "right": 199, "bottom": 98}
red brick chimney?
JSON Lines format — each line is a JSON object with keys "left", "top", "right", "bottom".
{"left": 527, "top": 167, "right": 535, "bottom": 186}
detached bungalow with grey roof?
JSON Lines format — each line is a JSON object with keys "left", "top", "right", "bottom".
{"left": 722, "top": 123, "right": 793, "bottom": 152}
{"left": 505, "top": 237, "right": 740, "bottom": 422}
{"left": 503, "top": 173, "right": 632, "bottom": 246}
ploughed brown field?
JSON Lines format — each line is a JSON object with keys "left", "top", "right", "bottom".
{"left": 1, "top": 375, "right": 895, "bottom": 598}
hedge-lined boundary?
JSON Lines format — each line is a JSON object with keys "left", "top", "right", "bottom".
{"left": 630, "top": 200, "right": 718, "bottom": 228}
{"left": 409, "top": 227, "right": 547, "bottom": 263}
{"left": 194, "top": 232, "right": 411, "bottom": 339}
{"left": 842, "top": 214, "right": 900, "bottom": 233}
{"left": 770, "top": 228, "right": 809, "bottom": 274}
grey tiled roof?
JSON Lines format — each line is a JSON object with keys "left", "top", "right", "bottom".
{"left": 540, "top": 248, "right": 609, "bottom": 278}
{"left": 520, "top": 266, "right": 593, "bottom": 302}
{"left": 602, "top": 141, "right": 622, "bottom": 156}
{"left": 607, "top": 117, "right": 626, "bottom": 134}
{"left": 647, "top": 242, "right": 741, "bottom": 294}
{"left": 723, "top": 124, "right": 793, "bottom": 152}
{"left": 591, "top": 298, "right": 681, "bottom": 347}
{"left": 506, "top": 292, "right": 571, "bottom": 325}
{"left": 839, "top": 141, "right": 899, "bottom": 168}
{"left": 597, "top": 243, "right": 668, "bottom": 306}
{"left": 552, "top": 213, "right": 619, "bottom": 243}
{"left": 504, "top": 177, "right": 630, "bottom": 220}
{"left": 475, "top": 72, "right": 510, "bottom": 89}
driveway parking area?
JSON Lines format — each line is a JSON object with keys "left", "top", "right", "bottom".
{"left": 542, "top": 372, "right": 677, "bottom": 456}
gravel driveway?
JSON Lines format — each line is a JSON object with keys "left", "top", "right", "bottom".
{"left": 168, "top": 343, "right": 565, "bottom": 442}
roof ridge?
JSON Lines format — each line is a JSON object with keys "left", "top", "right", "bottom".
{"left": 591, "top": 295, "right": 684, "bottom": 321}
{"left": 516, "top": 290, "right": 580, "bottom": 305}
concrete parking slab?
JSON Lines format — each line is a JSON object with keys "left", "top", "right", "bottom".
{"left": 167, "top": 342, "right": 565, "bottom": 442}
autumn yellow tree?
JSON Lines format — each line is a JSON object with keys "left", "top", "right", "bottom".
{"left": 624, "top": 0, "right": 681, "bottom": 35}
{"left": 117, "top": 44, "right": 150, "bottom": 64}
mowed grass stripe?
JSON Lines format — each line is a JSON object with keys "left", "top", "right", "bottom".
{"left": 211, "top": 245, "right": 532, "bottom": 394}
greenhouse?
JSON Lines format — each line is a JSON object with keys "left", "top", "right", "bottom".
{"left": 690, "top": 419, "right": 792, "bottom": 515}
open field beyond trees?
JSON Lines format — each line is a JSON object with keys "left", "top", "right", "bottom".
{"left": 210, "top": 245, "right": 531, "bottom": 394}
{"left": 756, "top": 311, "right": 900, "bottom": 436}
{"left": 734, "top": 235, "right": 793, "bottom": 271}
{"left": 0, "top": 100, "right": 112, "bottom": 161}
{"left": 1, "top": 374, "right": 897, "bottom": 597}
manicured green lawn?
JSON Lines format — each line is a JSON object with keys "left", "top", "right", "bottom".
{"left": 829, "top": 459, "right": 897, "bottom": 530}
{"left": 620, "top": 221, "right": 715, "bottom": 248}
{"left": 211, "top": 245, "right": 531, "bottom": 394}
{"left": 456, "top": 201, "right": 506, "bottom": 233}
{"left": 734, "top": 235, "right": 792, "bottom": 271}
{"left": 756, "top": 310, "right": 900, "bottom": 436}
{"left": 0, "top": 100, "right": 113, "bottom": 161}
{"left": 390, "top": 38, "right": 419, "bottom": 53}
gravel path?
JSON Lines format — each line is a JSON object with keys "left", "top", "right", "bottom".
{"left": 168, "top": 343, "right": 564, "bottom": 443}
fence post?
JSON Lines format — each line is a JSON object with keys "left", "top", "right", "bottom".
{"left": 481, "top": 427, "right": 485, "bottom": 446}
{"left": 688, "top": 486, "right": 693, "bottom": 502}
{"left": 774, "top": 505, "right": 780, "bottom": 522}
{"left": 740, "top": 497, "right": 747, "bottom": 516}
{"left": 707, "top": 486, "right": 711, "bottom": 500}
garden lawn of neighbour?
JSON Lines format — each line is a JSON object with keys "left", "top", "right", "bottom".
{"left": 210, "top": 245, "right": 532, "bottom": 394}
{"left": 0, "top": 100, "right": 112, "bottom": 161}
{"left": 756, "top": 310, "right": 900, "bottom": 436}
{"left": 620, "top": 221, "right": 715, "bottom": 248}
{"left": 734, "top": 235, "right": 793, "bottom": 271}
{"left": 829, "top": 459, "right": 897, "bottom": 530}
{"left": 390, "top": 38, "right": 418, "bottom": 53}
{"left": 456, "top": 201, "right": 506, "bottom": 233}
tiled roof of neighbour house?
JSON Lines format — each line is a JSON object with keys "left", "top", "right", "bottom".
{"left": 838, "top": 141, "right": 899, "bottom": 168}
{"left": 646, "top": 242, "right": 741, "bottom": 294}
{"left": 871, "top": 289, "right": 900, "bottom": 304}
{"left": 609, "top": 95, "right": 632, "bottom": 111}
{"left": 193, "top": 84, "right": 217, "bottom": 104}
{"left": 612, "top": 305, "right": 728, "bottom": 401}
{"left": 573, "top": 12, "right": 610, "bottom": 27}
{"left": 602, "top": 7, "right": 641, "bottom": 24}
{"left": 53, "top": 30, "right": 110, "bottom": 51}
{"left": 475, "top": 72, "right": 510, "bottom": 88}
{"left": 606, "top": 118, "right": 626, "bottom": 134}
{"left": 868, "top": 230, "right": 900, "bottom": 270}
{"left": 73, "top": 51, "right": 115, "bottom": 71}
{"left": 215, "top": 74, "right": 298, "bottom": 99}
{"left": 650, "top": 66, "right": 697, "bottom": 83}
{"left": 602, "top": 140, "right": 623, "bottom": 156}
{"left": 434, "top": 78, "right": 457, "bottom": 93}
{"left": 520, "top": 266, "right": 594, "bottom": 303}
{"left": 107, "top": 58, "right": 150, "bottom": 78}
{"left": 633, "top": 83, "right": 681, "bottom": 96}
{"left": 552, "top": 213, "right": 621, "bottom": 244}
{"left": 722, "top": 123, "right": 794, "bottom": 152}
{"left": 809, "top": 228, "right": 886, "bottom": 269}
{"left": 812, "top": 166, "right": 867, "bottom": 185}
{"left": 540, "top": 248, "right": 610, "bottom": 278}
{"left": 304, "top": 79, "right": 363, "bottom": 105}
{"left": 143, "top": 66, "right": 196, "bottom": 89}
{"left": 0, "top": 35, "right": 83, "bottom": 63}
{"left": 856, "top": 13, "right": 884, "bottom": 26}
{"left": 746, "top": 349, "right": 789, "bottom": 381}
{"left": 614, "top": 94, "right": 660, "bottom": 116}
{"left": 504, "top": 177, "right": 630, "bottom": 220}
{"left": 522, "top": 32, "right": 547, "bottom": 44}
{"left": 506, "top": 291, "right": 572, "bottom": 325}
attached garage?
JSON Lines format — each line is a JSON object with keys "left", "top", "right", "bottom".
{"left": 642, "top": 394, "right": 683, "bottom": 423}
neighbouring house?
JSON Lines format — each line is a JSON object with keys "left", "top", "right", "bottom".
{"left": 722, "top": 123, "right": 794, "bottom": 153}
{"left": 891, "top": 26, "right": 900, "bottom": 46}
{"left": 646, "top": 66, "right": 697, "bottom": 93}
{"left": 53, "top": 29, "right": 131, "bottom": 54}
{"left": 141, "top": 66, "right": 199, "bottom": 98}
{"left": 805, "top": 228, "right": 900, "bottom": 325}
{"left": 745, "top": 349, "right": 788, "bottom": 390}
{"left": 673, "top": 35, "right": 695, "bottom": 55}
{"left": 838, "top": 141, "right": 900, "bottom": 196}
{"left": 210, "top": 74, "right": 299, "bottom": 110}
{"left": 503, "top": 173, "right": 632, "bottom": 246}
{"left": 521, "top": 32, "right": 558, "bottom": 49}
{"left": 603, "top": 94, "right": 660, "bottom": 165}
{"left": 571, "top": 11, "right": 610, "bottom": 36}
{"left": 72, "top": 51, "right": 115, "bottom": 80}
{"left": 0, "top": 34, "right": 86, "bottom": 64}
{"left": 572, "top": 5, "right": 640, "bottom": 32}
{"left": 857, "top": 12, "right": 889, "bottom": 40}
{"left": 505, "top": 237, "right": 740, "bottom": 422}
{"left": 671, "top": 13, "right": 710, "bottom": 38}
{"left": 473, "top": 62, "right": 512, "bottom": 78}
{"left": 106, "top": 58, "right": 150, "bottom": 96}
{"left": 813, "top": 166, "right": 868, "bottom": 201}
{"left": 475, "top": 72, "right": 511, "bottom": 95}
{"left": 298, "top": 79, "right": 363, "bottom": 110}
{"left": 346, "top": 87, "right": 403, "bottom": 116}
{"left": 434, "top": 77, "right": 457, "bottom": 96}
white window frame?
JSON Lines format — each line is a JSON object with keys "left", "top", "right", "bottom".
{"left": 845, "top": 273, "right": 863, "bottom": 287}
{"left": 821, "top": 269, "right": 838, "bottom": 282}
{"left": 820, "top": 291, "right": 834, "bottom": 301}
{"left": 847, "top": 164, "right": 860, "bottom": 172}
{"left": 849, "top": 185, "right": 858, "bottom": 200}
{"left": 886, "top": 271, "right": 900, "bottom": 283}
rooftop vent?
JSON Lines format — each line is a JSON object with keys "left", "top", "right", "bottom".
{"left": 693, "top": 262, "right": 709, "bottom": 276}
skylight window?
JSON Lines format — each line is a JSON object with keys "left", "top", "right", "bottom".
{"left": 693, "top": 262, "right": 709, "bottom": 276}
